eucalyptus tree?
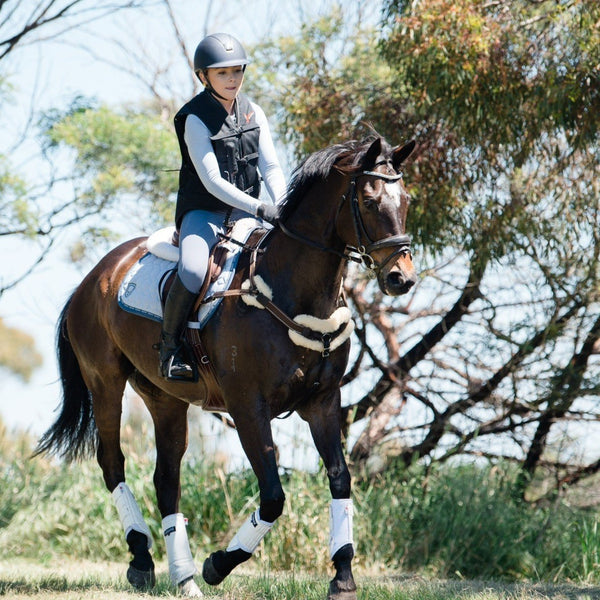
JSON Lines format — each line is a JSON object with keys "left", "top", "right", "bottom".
{"left": 253, "top": 0, "right": 600, "bottom": 498}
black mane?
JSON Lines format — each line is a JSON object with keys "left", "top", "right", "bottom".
{"left": 279, "top": 135, "right": 390, "bottom": 223}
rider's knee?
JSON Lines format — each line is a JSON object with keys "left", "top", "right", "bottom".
{"left": 177, "top": 265, "right": 204, "bottom": 294}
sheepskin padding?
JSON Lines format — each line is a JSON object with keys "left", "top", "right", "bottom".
{"left": 289, "top": 307, "right": 354, "bottom": 352}
{"left": 146, "top": 226, "right": 179, "bottom": 262}
{"left": 241, "top": 277, "right": 354, "bottom": 353}
{"left": 241, "top": 275, "right": 272, "bottom": 308}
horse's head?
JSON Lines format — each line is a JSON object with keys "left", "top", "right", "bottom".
{"left": 279, "top": 135, "right": 417, "bottom": 297}
{"left": 338, "top": 137, "right": 417, "bottom": 296}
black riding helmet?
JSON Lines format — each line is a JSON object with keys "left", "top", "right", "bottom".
{"left": 194, "top": 33, "right": 249, "bottom": 73}
{"left": 193, "top": 33, "right": 249, "bottom": 101}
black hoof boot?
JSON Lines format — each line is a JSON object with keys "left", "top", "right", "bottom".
{"left": 202, "top": 554, "right": 225, "bottom": 586}
{"left": 202, "top": 549, "right": 251, "bottom": 586}
{"left": 126, "top": 530, "right": 155, "bottom": 590}
{"left": 127, "top": 564, "right": 156, "bottom": 589}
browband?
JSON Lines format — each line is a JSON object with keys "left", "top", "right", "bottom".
{"left": 361, "top": 170, "right": 404, "bottom": 182}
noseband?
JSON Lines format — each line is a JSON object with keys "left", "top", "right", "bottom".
{"left": 278, "top": 168, "right": 412, "bottom": 276}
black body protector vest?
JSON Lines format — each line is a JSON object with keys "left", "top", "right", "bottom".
{"left": 174, "top": 90, "right": 261, "bottom": 226}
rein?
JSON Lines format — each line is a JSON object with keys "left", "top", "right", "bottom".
{"left": 278, "top": 168, "right": 412, "bottom": 277}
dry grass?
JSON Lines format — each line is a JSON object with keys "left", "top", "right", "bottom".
{"left": 1, "top": 560, "right": 600, "bottom": 600}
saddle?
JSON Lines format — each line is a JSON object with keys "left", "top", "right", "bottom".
{"left": 117, "top": 219, "right": 265, "bottom": 411}
{"left": 157, "top": 227, "right": 264, "bottom": 412}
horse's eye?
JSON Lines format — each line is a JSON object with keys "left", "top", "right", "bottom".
{"left": 363, "top": 196, "right": 378, "bottom": 210}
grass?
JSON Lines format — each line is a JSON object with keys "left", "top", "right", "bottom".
{"left": 1, "top": 560, "right": 599, "bottom": 599}
{"left": 2, "top": 418, "right": 600, "bottom": 597}
{"left": 6, "top": 454, "right": 598, "bottom": 583}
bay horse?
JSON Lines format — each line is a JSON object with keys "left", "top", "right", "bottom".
{"left": 35, "top": 135, "right": 416, "bottom": 599}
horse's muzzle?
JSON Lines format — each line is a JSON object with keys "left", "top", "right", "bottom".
{"left": 369, "top": 235, "right": 416, "bottom": 296}
{"left": 382, "top": 268, "right": 417, "bottom": 296}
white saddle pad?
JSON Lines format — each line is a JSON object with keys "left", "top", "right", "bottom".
{"left": 117, "top": 218, "right": 260, "bottom": 327}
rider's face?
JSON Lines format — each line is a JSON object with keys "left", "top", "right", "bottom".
{"left": 204, "top": 66, "right": 244, "bottom": 102}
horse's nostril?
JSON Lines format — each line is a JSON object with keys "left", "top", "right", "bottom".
{"left": 385, "top": 272, "right": 415, "bottom": 296}
{"left": 387, "top": 272, "right": 401, "bottom": 286}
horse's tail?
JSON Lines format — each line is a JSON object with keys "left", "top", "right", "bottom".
{"left": 33, "top": 295, "right": 98, "bottom": 462}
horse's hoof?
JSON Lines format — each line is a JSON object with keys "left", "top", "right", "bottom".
{"left": 202, "top": 554, "right": 225, "bottom": 586}
{"left": 179, "top": 576, "right": 204, "bottom": 597}
{"left": 127, "top": 565, "right": 156, "bottom": 589}
{"left": 328, "top": 579, "right": 357, "bottom": 600}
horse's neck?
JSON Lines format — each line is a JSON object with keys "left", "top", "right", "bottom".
{"left": 262, "top": 188, "right": 348, "bottom": 316}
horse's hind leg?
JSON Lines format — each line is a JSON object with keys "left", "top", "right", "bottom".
{"left": 85, "top": 364, "right": 155, "bottom": 589}
{"left": 48, "top": 291, "right": 155, "bottom": 590}
{"left": 298, "top": 390, "right": 357, "bottom": 600}
{"left": 142, "top": 389, "right": 203, "bottom": 597}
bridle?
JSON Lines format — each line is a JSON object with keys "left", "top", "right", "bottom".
{"left": 278, "top": 166, "right": 412, "bottom": 277}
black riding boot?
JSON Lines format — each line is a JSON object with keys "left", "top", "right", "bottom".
{"left": 159, "top": 274, "right": 197, "bottom": 381}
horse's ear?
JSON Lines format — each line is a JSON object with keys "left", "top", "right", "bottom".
{"left": 362, "top": 137, "right": 383, "bottom": 170}
{"left": 392, "top": 140, "right": 416, "bottom": 170}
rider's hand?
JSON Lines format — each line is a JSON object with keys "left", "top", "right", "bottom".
{"left": 256, "top": 203, "right": 279, "bottom": 225}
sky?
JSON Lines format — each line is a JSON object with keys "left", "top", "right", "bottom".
{"left": 0, "top": 0, "right": 384, "bottom": 471}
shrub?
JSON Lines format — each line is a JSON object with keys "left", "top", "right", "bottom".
{"left": 1, "top": 419, "right": 599, "bottom": 583}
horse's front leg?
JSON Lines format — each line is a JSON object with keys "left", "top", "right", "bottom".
{"left": 202, "top": 404, "right": 284, "bottom": 586}
{"left": 149, "top": 394, "right": 203, "bottom": 598}
{"left": 298, "top": 390, "right": 357, "bottom": 600}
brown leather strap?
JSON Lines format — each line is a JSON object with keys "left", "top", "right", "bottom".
{"left": 193, "top": 226, "right": 262, "bottom": 313}
{"left": 203, "top": 285, "right": 307, "bottom": 335}
{"left": 192, "top": 251, "right": 215, "bottom": 314}
{"left": 245, "top": 234, "right": 308, "bottom": 335}
{"left": 253, "top": 291, "right": 307, "bottom": 335}
{"left": 204, "top": 289, "right": 247, "bottom": 300}
{"left": 197, "top": 228, "right": 319, "bottom": 338}
{"left": 185, "top": 327, "right": 226, "bottom": 411}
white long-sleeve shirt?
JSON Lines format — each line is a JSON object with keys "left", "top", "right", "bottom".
{"left": 183, "top": 102, "right": 287, "bottom": 216}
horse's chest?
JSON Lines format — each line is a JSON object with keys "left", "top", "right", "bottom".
{"left": 284, "top": 353, "right": 345, "bottom": 397}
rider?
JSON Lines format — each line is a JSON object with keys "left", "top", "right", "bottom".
{"left": 159, "top": 32, "right": 287, "bottom": 381}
